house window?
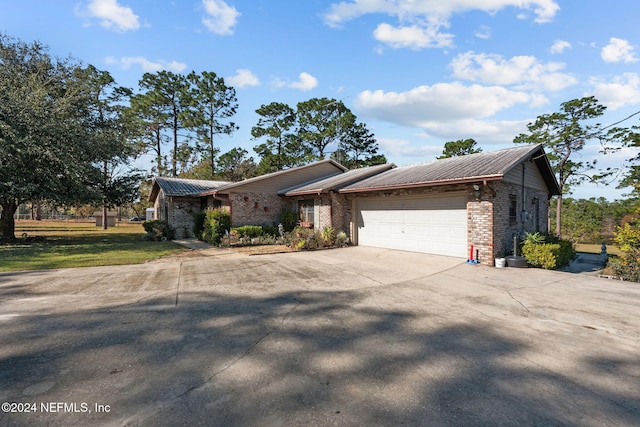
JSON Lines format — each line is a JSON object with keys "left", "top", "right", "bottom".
{"left": 298, "top": 200, "right": 314, "bottom": 227}
{"left": 509, "top": 195, "right": 517, "bottom": 225}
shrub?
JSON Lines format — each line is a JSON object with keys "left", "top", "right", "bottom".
{"left": 202, "top": 208, "right": 231, "bottom": 245}
{"left": 521, "top": 233, "right": 575, "bottom": 270}
{"left": 335, "top": 231, "right": 349, "bottom": 247}
{"left": 262, "top": 225, "right": 279, "bottom": 237}
{"left": 232, "top": 225, "right": 263, "bottom": 238}
{"left": 280, "top": 211, "right": 297, "bottom": 232}
{"left": 610, "top": 222, "right": 640, "bottom": 281}
{"left": 192, "top": 211, "right": 206, "bottom": 239}
{"left": 321, "top": 226, "right": 336, "bottom": 246}
{"left": 142, "top": 220, "right": 175, "bottom": 241}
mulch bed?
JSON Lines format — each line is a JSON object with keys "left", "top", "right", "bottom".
{"left": 234, "top": 245, "right": 297, "bottom": 255}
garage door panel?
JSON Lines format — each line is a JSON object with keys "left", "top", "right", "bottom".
{"left": 357, "top": 196, "right": 467, "bottom": 258}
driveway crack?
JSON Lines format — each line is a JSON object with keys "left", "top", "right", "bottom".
{"left": 506, "top": 289, "right": 530, "bottom": 314}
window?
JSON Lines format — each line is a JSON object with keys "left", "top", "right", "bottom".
{"left": 509, "top": 195, "right": 517, "bottom": 225}
{"left": 298, "top": 200, "right": 314, "bottom": 226}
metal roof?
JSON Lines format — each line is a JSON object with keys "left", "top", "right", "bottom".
{"left": 340, "top": 144, "right": 560, "bottom": 194}
{"left": 149, "top": 177, "right": 232, "bottom": 201}
{"left": 210, "top": 159, "right": 347, "bottom": 193}
{"left": 281, "top": 163, "right": 395, "bottom": 196}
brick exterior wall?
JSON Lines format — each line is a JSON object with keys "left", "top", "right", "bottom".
{"left": 467, "top": 199, "right": 493, "bottom": 263}
{"left": 330, "top": 192, "right": 350, "bottom": 234}
{"left": 154, "top": 195, "right": 202, "bottom": 239}
{"left": 491, "top": 181, "right": 550, "bottom": 259}
{"left": 317, "top": 197, "right": 332, "bottom": 229}
{"left": 229, "top": 192, "right": 294, "bottom": 226}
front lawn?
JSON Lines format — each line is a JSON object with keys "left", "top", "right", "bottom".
{"left": 574, "top": 243, "right": 621, "bottom": 257}
{"left": 0, "top": 220, "right": 185, "bottom": 272}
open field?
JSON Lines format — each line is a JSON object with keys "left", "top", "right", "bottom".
{"left": 0, "top": 220, "right": 186, "bottom": 272}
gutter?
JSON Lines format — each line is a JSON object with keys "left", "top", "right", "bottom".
{"left": 211, "top": 192, "right": 230, "bottom": 203}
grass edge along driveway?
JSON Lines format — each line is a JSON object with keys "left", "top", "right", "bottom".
{"left": 0, "top": 220, "right": 185, "bottom": 272}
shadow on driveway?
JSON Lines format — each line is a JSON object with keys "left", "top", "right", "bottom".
{"left": 2, "top": 273, "right": 639, "bottom": 426}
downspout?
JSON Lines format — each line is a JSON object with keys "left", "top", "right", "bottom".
{"left": 328, "top": 191, "right": 334, "bottom": 229}
{"left": 521, "top": 162, "right": 526, "bottom": 236}
{"left": 212, "top": 192, "right": 231, "bottom": 219}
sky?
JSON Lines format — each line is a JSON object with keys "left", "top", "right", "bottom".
{"left": 2, "top": 0, "right": 640, "bottom": 200}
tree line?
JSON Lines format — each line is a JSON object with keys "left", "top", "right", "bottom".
{"left": 0, "top": 35, "right": 384, "bottom": 240}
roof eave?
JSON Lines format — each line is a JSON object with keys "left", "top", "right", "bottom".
{"left": 284, "top": 189, "right": 325, "bottom": 197}
{"left": 339, "top": 175, "right": 504, "bottom": 194}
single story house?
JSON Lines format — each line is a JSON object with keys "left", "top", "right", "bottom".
{"left": 149, "top": 144, "right": 560, "bottom": 264}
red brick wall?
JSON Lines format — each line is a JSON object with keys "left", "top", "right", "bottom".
{"left": 229, "top": 192, "right": 294, "bottom": 226}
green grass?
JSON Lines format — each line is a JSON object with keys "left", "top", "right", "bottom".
{"left": 0, "top": 220, "right": 186, "bottom": 272}
{"left": 574, "top": 243, "right": 622, "bottom": 256}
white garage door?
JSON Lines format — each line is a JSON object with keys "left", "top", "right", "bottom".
{"left": 356, "top": 195, "right": 468, "bottom": 258}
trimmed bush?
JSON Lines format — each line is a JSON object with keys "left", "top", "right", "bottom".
{"left": 262, "top": 225, "right": 279, "bottom": 237}
{"left": 232, "top": 225, "right": 263, "bottom": 238}
{"left": 521, "top": 233, "right": 575, "bottom": 270}
{"left": 202, "top": 208, "right": 231, "bottom": 245}
{"left": 142, "top": 220, "right": 175, "bottom": 241}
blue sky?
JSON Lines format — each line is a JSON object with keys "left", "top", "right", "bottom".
{"left": 3, "top": 0, "right": 640, "bottom": 200}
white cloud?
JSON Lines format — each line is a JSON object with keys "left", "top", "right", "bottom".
{"left": 288, "top": 72, "right": 318, "bottom": 91}
{"left": 323, "top": 0, "right": 559, "bottom": 49}
{"left": 354, "top": 82, "right": 543, "bottom": 128}
{"left": 591, "top": 73, "right": 640, "bottom": 110}
{"left": 474, "top": 25, "right": 491, "bottom": 40}
{"left": 377, "top": 138, "right": 442, "bottom": 159}
{"left": 77, "top": 0, "right": 140, "bottom": 32}
{"left": 226, "top": 69, "right": 260, "bottom": 88}
{"left": 450, "top": 51, "right": 577, "bottom": 91}
{"left": 418, "top": 118, "right": 530, "bottom": 142}
{"left": 373, "top": 22, "right": 453, "bottom": 49}
{"left": 202, "top": 0, "right": 240, "bottom": 35}
{"left": 550, "top": 39, "right": 571, "bottom": 54}
{"left": 104, "top": 56, "right": 187, "bottom": 73}
{"left": 601, "top": 37, "right": 638, "bottom": 63}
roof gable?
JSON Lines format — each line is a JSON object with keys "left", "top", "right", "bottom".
{"left": 282, "top": 163, "right": 394, "bottom": 196}
{"left": 209, "top": 159, "right": 348, "bottom": 195}
{"left": 340, "top": 145, "right": 560, "bottom": 195}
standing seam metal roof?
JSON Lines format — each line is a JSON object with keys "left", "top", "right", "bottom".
{"left": 151, "top": 177, "right": 232, "bottom": 199}
{"left": 281, "top": 163, "right": 395, "bottom": 196}
{"left": 339, "top": 144, "right": 559, "bottom": 194}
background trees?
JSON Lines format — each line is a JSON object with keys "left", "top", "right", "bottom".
{"left": 79, "top": 65, "right": 143, "bottom": 230}
{"left": 251, "top": 98, "right": 385, "bottom": 171}
{"left": 0, "top": 36, "right": 104, "bottom": 239}
{"left": 132, "top": 70, "right": 238, "bottom": 178}
{"left": 183, "top": 71, "right": 238, "bottom": 178}
{"left": 251, "top": 102, "right": 308, "bottom": 173}
{"left": 514, "top": 97, "right": 634, "bottom": 237}
{"left": 437, "top": 139, "right": 482, "bottom": 159}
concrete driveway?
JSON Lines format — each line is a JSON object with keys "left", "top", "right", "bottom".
{"left": 1, "top": 247, "right": 639, "bottom": 426}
